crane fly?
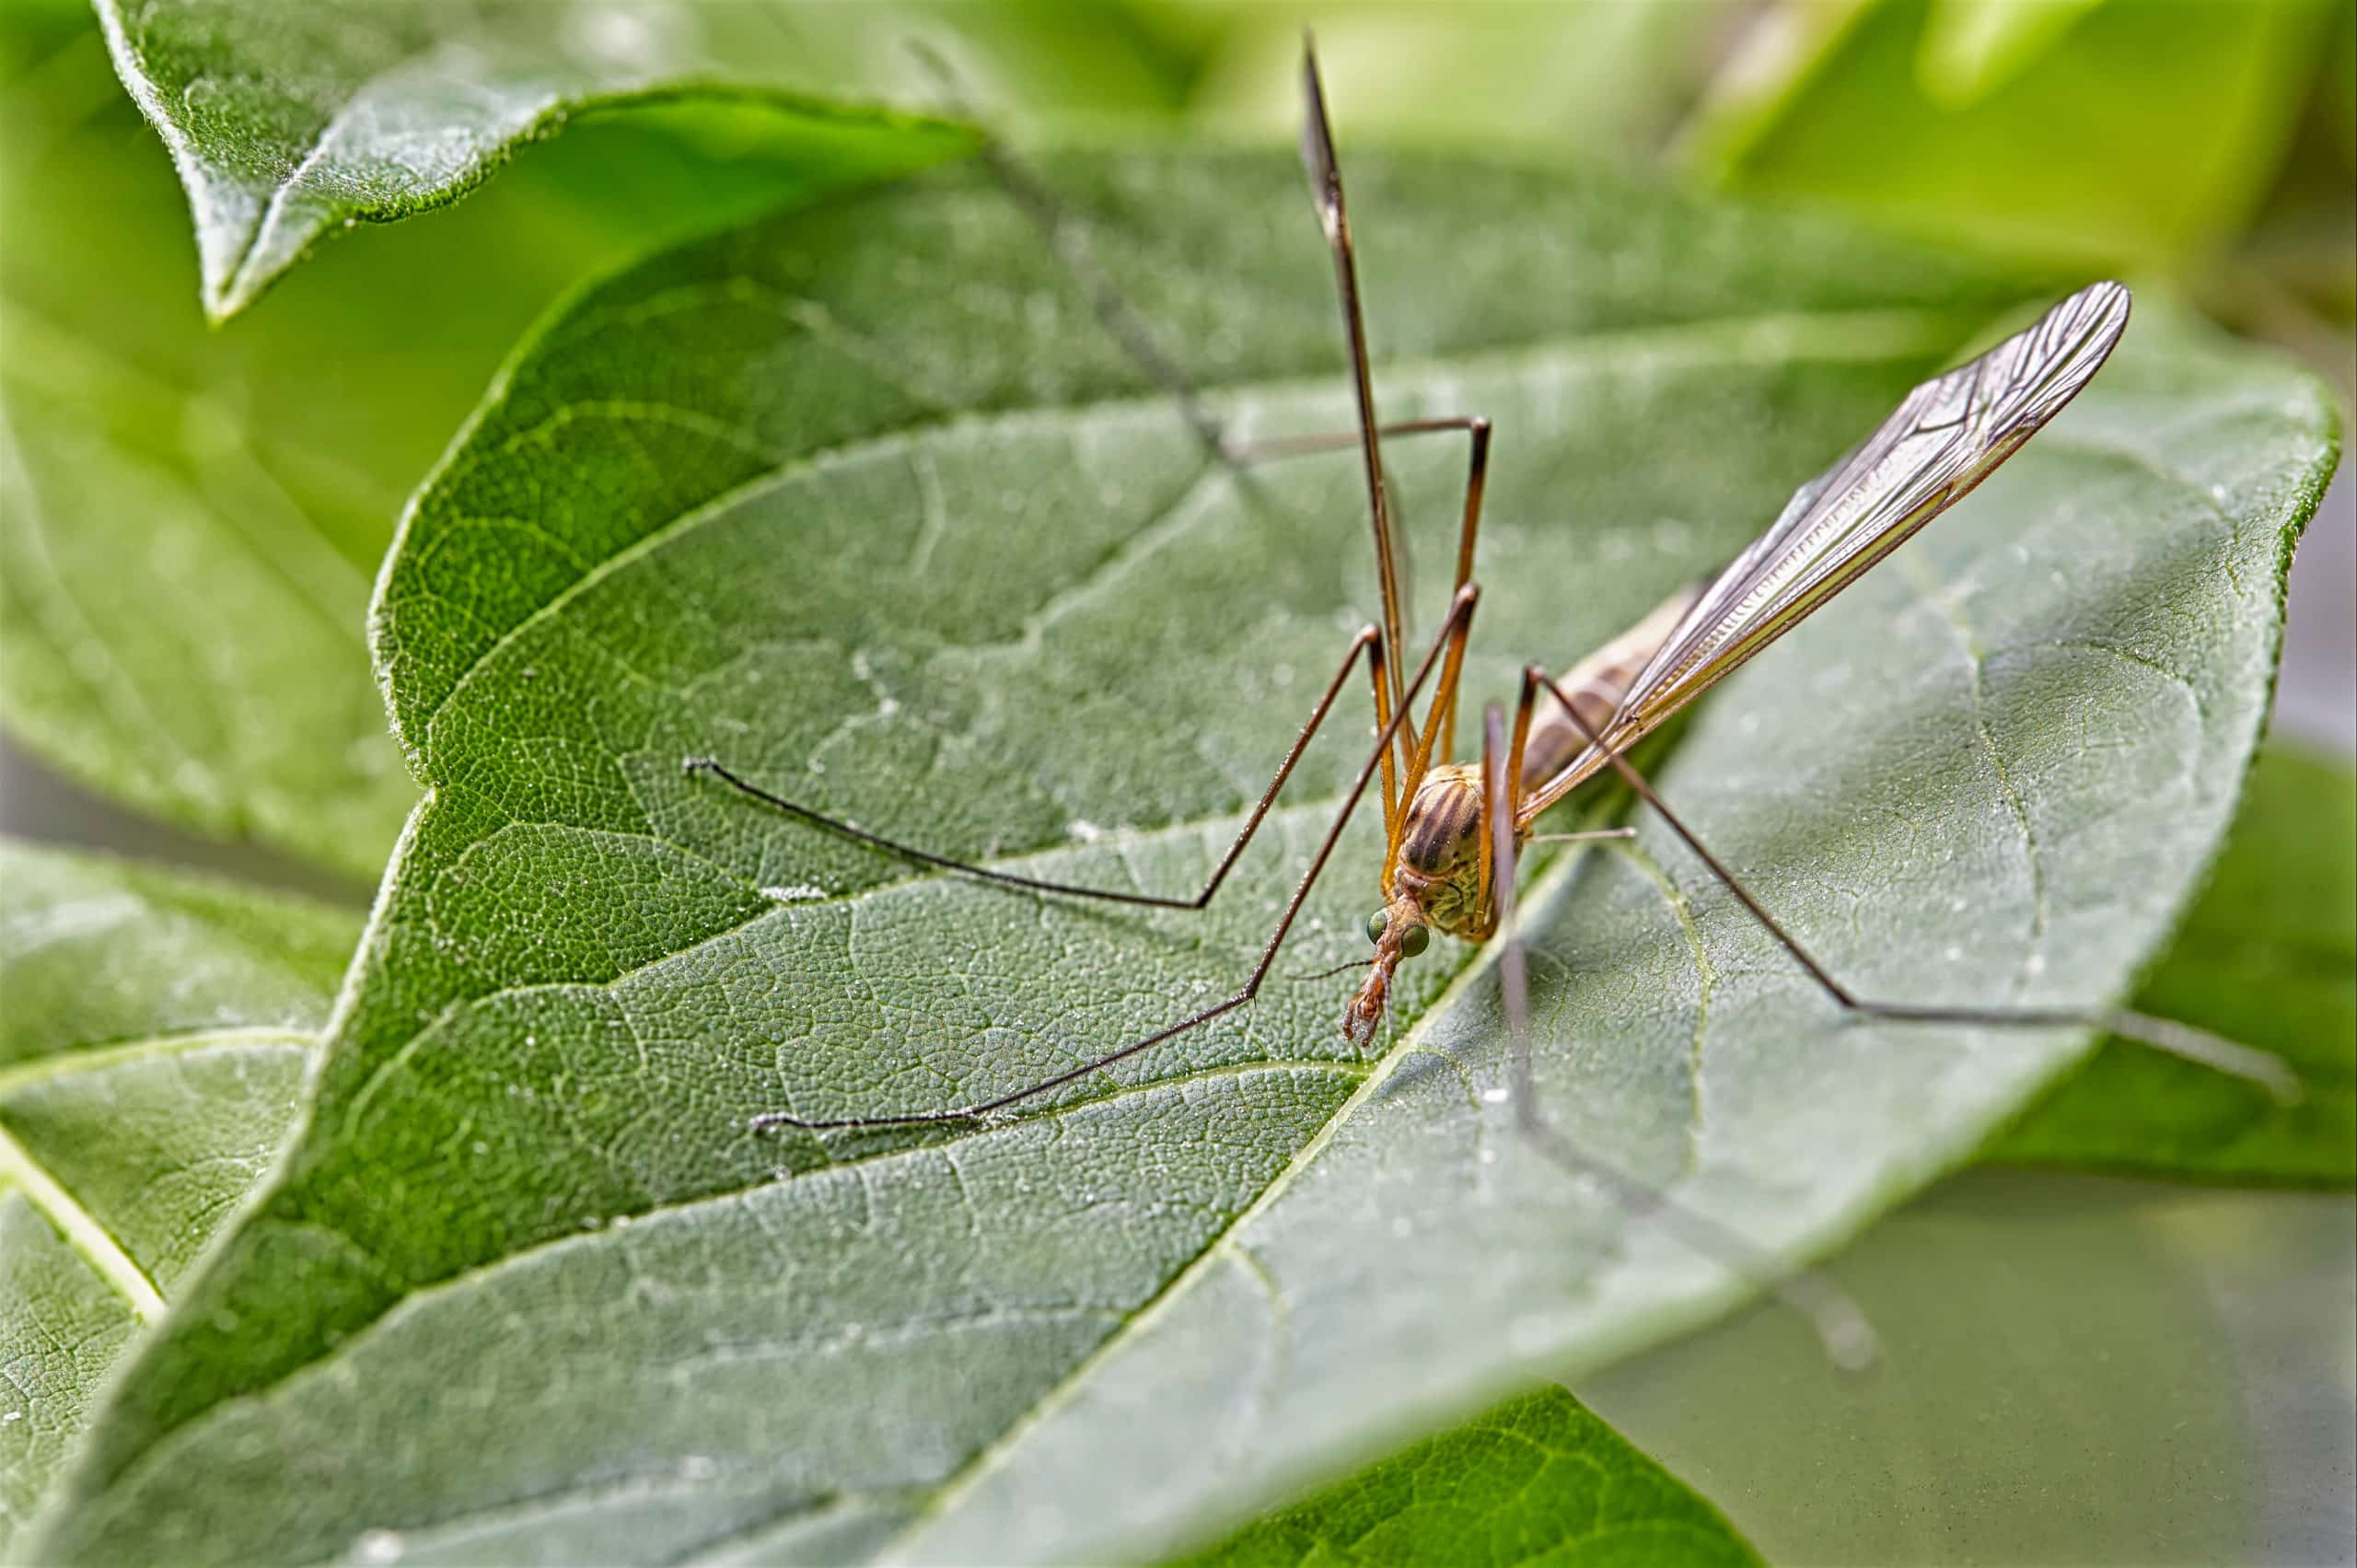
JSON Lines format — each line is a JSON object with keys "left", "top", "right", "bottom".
{"left": 686, "top": 42, "right": 2295, "bottom": 1360}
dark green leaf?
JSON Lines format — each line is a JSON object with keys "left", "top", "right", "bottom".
{"left": 0, "top": 3, "right": 946, "bottom": 880}
{"left": 29, "top": 150, "right": 2334, "bottom": 1565}
{"left": 1988, "top": 740, "right": 2356, "bottom": 1182}
{"left": 1171, "top": 1386, "right": 1760, "bottom": 1568}
{"left": 0, "top": 840, "right": 357, "bottom": 1553}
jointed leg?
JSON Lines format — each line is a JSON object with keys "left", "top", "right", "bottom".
{"left": 1230, "top": 415, "right": 1494, "bottom": 774}
{"left": 689, "top": 621, "right": 1399, "bottom": 914}
{"left": 1480, "top": 702, "right": 1880, "bottom": 1369}
{"left": 750, "top": 584, "right": 1482, "bottom": 1132}
{"left": 1526, "top": 671, "right": 2299, "bottom": 1100}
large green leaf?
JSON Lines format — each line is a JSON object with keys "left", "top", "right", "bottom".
{"left": 28, "top": 150, "right": 2334, "bottom": 1564}
{"left": 91, "top": 0, "right": 1199, "bottom": 319}
{"left": 0, "top": 840, "right": 358, "bottom": 1554}
{"left": 1172, "top": 1385, "right": 1761, "bottom": 1568}
{"left": 0, "top": 3, "right": 951, "bottom": 881}
{"left": 1989, "top": 740, "right": 2356, "bottom": 1182}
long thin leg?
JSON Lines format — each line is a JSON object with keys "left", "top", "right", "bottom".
{"left": 689, "top": 621, "right": 1397, "bottom": 913}
{"left": 1526, "top": 670, "right": 2300, "bottom": 1099}
{"left": 1302, "top": 43, "right": 1409, "bottom": 715}
{"left": 1230, "top": 414, "right": 1494, "bottom": 772}
{"left": 1482, "top": 701, "right": 1880, "bottom": 1370}
{"left": 750, "top": 583, "right": 1482, "bottom": 1132}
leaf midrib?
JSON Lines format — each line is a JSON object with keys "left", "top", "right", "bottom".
{"left": 0, "top": 1123, "right": 163, "bottom": 1323}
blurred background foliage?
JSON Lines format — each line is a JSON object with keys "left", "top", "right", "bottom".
{"left": 1030, "top": 0, "right": 2354, "bottom": 392}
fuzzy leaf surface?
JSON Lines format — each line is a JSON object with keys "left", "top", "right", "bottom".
{"left": 29, "top": 150, "right": 2336, "bottom": 1565}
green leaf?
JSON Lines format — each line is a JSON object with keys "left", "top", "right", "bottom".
{"left": 0, "top": 3, "right": 949, "bottom": 881}
{"left": 1988, "top": 740, "right": 2356, "bottom": 1182}
{"left": 1170, "top": 1386, "right": 1761, "bottom": 1568}
{"left": 30, "top": 151, "right": 2335, "bottom": 1565}
{"left": 0, "top": 839, "right": 358, "bottom": 1554}
{"left": 87, "top": 0, "right": 1215, "bottom": 319}
{"left": 1683, "top": 0, "right": 2338, "bottom": 273}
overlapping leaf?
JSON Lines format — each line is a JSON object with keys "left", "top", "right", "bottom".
{"left": 0, "top": 2, "right": 951, "bottom": 879}
{"left": 27, "top": 148, "right": 2334, "bottom": 1565}
{"left": 90, "top": 0, "right": 1205, "bottom": 318}
{"left": 0, "top": 842, "right": 357, "bottom": 1553}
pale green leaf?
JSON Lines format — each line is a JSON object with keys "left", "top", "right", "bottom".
{"left": 0, "top": 840, "right": 357, "bottom": 1554}
{"left": 29, "top": 149, "right": 2335, "bottom": 1565}
{"left": 0, "top": 3, "right": 947, "bottom": 881}
{"left": 1583, "top": 1167, "right": 2357, "bottom": 1563}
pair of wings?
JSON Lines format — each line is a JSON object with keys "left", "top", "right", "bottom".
{"left": 1516, "top": 279, "right": 2132, "bottom": 821}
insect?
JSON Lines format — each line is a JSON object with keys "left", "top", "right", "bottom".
{"left": 685, "top": 42, "right": 2293, "bottom": 1354}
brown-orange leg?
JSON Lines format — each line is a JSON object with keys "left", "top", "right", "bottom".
{"left": 1226, "top": 415, "right": 1493, "bottom": 777}
{"left": 746, "top": 584, "right": 1481, "bottom": 1132}
{"left": 1480, "top": 700, "right": 1881, "bottom": 1370}
{"left": 1522, "top": 670, "right": 2298, "bottom": 1098}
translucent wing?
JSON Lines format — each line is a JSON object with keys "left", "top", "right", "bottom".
{"left": 1520, "top": 281, "right": 2131, "bottom": 823}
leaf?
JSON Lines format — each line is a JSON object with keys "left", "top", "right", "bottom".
{"left": 88, "top": 0, "right": 1202, "bottom": 319}
{"left": 1987, "top": 740, "right": 2357, "bottom": 1182}
{"left": 0, "top": 2, "right": 949, "bottom": 881}
{"left": 1169, "top": 1385, "right": 1761, "bottom": 1568}
{"left": 29, "top": 151, "right": 2335, "bottom": 1565}
{"left": 1580, "top": 1167, "right": 2356, "bottom": 1563}
{"left": 1682, "top": 0, "right": 2339, "bottom": 273}
{"left": 0, "top": 839, "right": 358, "bottom": 1554}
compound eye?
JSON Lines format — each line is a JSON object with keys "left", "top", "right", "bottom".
{"left": 1364, "top": 909, "right": 1388, "bottom": 945}
{"left": 1398, "top": 922, "right": 1430, "bottom": 958}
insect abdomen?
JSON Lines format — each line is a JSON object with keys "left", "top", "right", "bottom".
{"left": 1399, "top": 767, "right": 1482, "bottom": 874}
{"left": 1519, "top": 577, "right": 1706, "bottom": 794}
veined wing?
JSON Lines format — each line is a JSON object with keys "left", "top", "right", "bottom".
{"left": 1519, "top": 281, "right": 2131, "bottom": 825}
